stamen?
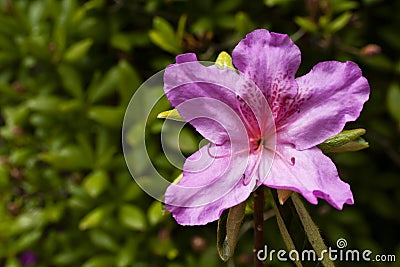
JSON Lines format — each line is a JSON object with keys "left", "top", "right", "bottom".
{"left": 242, "top": 145, "right": 264, "bottom": 186}
{"left": 262, "top": 140, "right": 295, "bottom": 166}
{"left": 235, "top": 95, "right": 258, "bottom": 138}
{"left": 207, "top": 143, "right": 249, "bottom": 159}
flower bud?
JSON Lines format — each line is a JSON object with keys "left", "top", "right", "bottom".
{"left": 277, "top": 189, "right": 293, "bottom": 205}
{"left": 191, "top": 235, "right": 207, "bottom": 253}
{"left": 360, "top": 44, "right": 381, "bottom": 57}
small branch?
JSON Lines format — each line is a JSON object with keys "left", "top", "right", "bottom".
{"left": 253, "top": 187, "right": 264, "bottom": 267}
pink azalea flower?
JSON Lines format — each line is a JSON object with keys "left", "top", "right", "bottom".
{"left": 163, "top": 29, "right": 370, "bottom": 225}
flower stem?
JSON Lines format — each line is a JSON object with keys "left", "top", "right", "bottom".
{"left": 253, "top": 186, "right": 264, "bottom": 267}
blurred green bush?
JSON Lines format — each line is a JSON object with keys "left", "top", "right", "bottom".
{"left": 0, "top": 0, "right": 399, "bottom": 266}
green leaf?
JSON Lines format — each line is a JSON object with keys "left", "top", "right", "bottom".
{"left": 291, "top": 194, "right": 335, "bottom": 267}
{"left": 318, "top": 129, "right": 367, "bottom": 153}
{"left": 4, "top": 257, "right": 21, "bottom": 267}
{"left": 26, "top": 96, "right": 63, "bottom": 113}
{"left": 176, "top": 14, "right": 187, "bottom": 43}
{"left": 58, "top": 64, "right": 84, "bottom": 98}
{"left": 82, "top": 255, "right": 115, "bottom": 267}
{"left": 295, "top": 17, "right": 318, "bottom": 33}
{"left": 149, "top": 17, "right": 181, "bottom": 54}
{"left": 116, "top": 60, "right": 141, "bottom": 105}
{"left": 149, "top": 31, "right": 181, "bottom": 54}
{"left": 153, "top": 16, "right": 176, "bottom": 37}
{"left": 272, "top": 198, "right": 303, "bottom": 267}
{"left": 235, "top": 12, "right": 255, "bottom": 36}
{"left": 217, "top": 201, "right": 246, "bottom": 262}
{"left": 11, "top": 230, "right": 42, "bottom": 252}
{"left": 119, "top": 204, "right": 147, "bottom": 231}
{"left": 110, "top": 34, "right": 132, "bottom": 52}
{"left": 147, "top": 201, "right": 163, "bottom": 226}
{"left": 116, "top": 240, "right": 137, "bottom": 267}
{"left": 63, "top": 38, "right": 93, "bottom": 62}
{"left": 264, "top": 0, "right": 294, "bottom": 7}
{"left": 88, "top": 67, "right": 119, "bottom": 103}
{"left": 326, "top": 12, "right": 352, "bottom": 33}
{"left": 82, "top": 170, "right": 109, "bottom": 198}
{"left": 8, "top": 210, "right": 45, "bottom": 235}
{"left": 79, "top": 206, "right": 108, "bottom": 230}
{"left": 387, "top": 83, "right": 400, "bottom": 123}
{"left": 89, "top": 229, "right": 119, "bottom": 252}
{"left": 87, "top": 106, "right": 124, "bottom": 128}
{"left": 331, "top": 1, "right": 359, "bottom": 13}
{"left": 40, "top": 145, "right": 93, "bottom": 170}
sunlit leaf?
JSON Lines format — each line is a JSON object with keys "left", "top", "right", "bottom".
{"left": 63, "top": 38, "right": 93, "bottom": 62}
{"left": 157, "top": 109, "right": 185, "bottom": 122}
{"left": 119, "top": 205, "right": 147, "bottom": 231}
{"left": 82, "top": 170, "right": 109, "bottom": 198}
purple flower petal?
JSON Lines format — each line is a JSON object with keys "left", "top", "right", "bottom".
{"left": 263, "top": 144, "right": 354, "bottom": 210}
{"left": 166, "top": 145, "right": 261, "bottom": 225}
{"left": 164, "top": 53, "right": 271, "bottom": 145}
{"left": 278, "top": 61, "right": 370, "bottom": 150}
{"left": 232, "top": 29, "right": 301, "bottom": 121}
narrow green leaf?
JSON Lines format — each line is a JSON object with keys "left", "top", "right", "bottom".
{"left": 82, "top": 170, "right": 109, "bottom": 198}
{"left": 110, "top": 33, "right": 132, "bottom": 51}
{"left": 4, "top": 257, "right": 21, "bottom": 267}
{"left": 26, "top": 96, "right": 63, "bottom": 113}
{"left": 148, "top": 201, "right": 163, "bottom": 226}
{"left": 387, "top": 83, "right": 400, "bottom": 123}
{"left": 295, "top": 17, "right": 318, "bottom": 33}
{"left": 272, "top": 199, "right": 303, "bottom": 267}
{"left": 326, "top": 12, "right": 352, "bottom": 33}
{"left": 79, "top": 206, "right": 107, "bottom": 230}
{"left": 153, "top": 17, "right": 176, "bottom": 38}
{"left": 318, "top": 129, "right": 367, "bottom": 153}
{"left": 149, "top": 17, "right": 182, "bottom": 54}
{"left": 64, "top": 38, "right": 93, "bottom": 62}
{"left": 291, "top": 194, "right": 335, "bottom": 267}
{"left": 88, "top": 67, "right": 119, "bottom": 103}
{"left": 176, "top": 14, "right": 187, "bottom": 43}
{"left": 89, "top": 229, "right": 119, "bottom": 252}
{"left": 88, "top": 106, "right": 124, "bottom": 128}
{"left": 116, "top": 240, "right": 137, "bottom": 267}
{"left": 117, "top": 60, "right": 141, "bottom": 105}
{"left": 12, "top": 230, "right": 42, "bottom": 252}
{"left": 217, "top": 201, "right": 246, "bottom": 262}
{"left": 149, "top": 31, "right": 181, "bottom": 54}
{"left": 39, "top": 145, "right": 92, "bottom": 170}
{"left": 58, "top": 64, "right": 84, "bottom": 98}
{"left": 264, "top": 0, "right": 294, "bottom": 7}
{"left": 82, "top": 255, "right": 115, "bottom": 267}
{"left": 235, "top": 12, "right": 255, "bottom": 36}
{"left": 119, "top": 204, "right": 147, "bottom": 231}
{"left": 331, "top": 1, "right": 359, "bottom": 13}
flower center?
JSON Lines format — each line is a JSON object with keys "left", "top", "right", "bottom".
{"left": 206, "top": 95, "right": 296, "bottom": 187}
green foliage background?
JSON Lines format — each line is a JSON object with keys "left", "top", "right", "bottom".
{"left": 0, "top": 0, "right": 399, "bottom": 266}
